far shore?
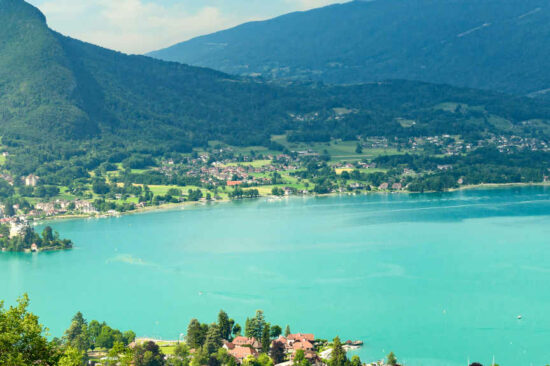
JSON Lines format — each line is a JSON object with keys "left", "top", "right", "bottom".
{"left": 33, "top": 181, "right": 549, "bottom": 226}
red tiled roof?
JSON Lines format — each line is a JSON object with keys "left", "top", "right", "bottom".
{"left": 233, "top": 336, "right": 260, "bottom": 347}
{"left": 228, "top": 346, "right": 258, "bottom": 360}
{"left": 223, "top": 341, "right": 236, "bottom": 350}
{"left": 292, "top": 340, "right": 314, "bottom": 351}
{"left": 227, "top": 181, "right": 243, "bottom": 186}
{"left": 288, "top": 333, "right": 315, "bottom": 342}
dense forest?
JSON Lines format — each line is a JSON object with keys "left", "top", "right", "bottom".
{"left": 149, "top": 0, "right": 550, "bottom": 96}
{"left": 1, "top": 0, "right": 550, "bottom": 181}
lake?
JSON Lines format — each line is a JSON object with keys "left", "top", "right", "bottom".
{"left": 1, "top": 187, "right": 549, "bottom": 365}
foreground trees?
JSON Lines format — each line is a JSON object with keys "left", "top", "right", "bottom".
{"left": 0, "top": 294, "right": 60, "bottom": 365}
{"left": 2, "top": 298, "right": 368, "bottom": 366}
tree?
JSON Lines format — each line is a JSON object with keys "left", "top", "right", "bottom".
{"left": 270, "top": 340, "right": 285, "bottom": 364}
{"left": 245, "top": 318, "right": 253, "bottom": 338}
{"left": 232, "top": 323, "right": 242, "bottom": 336}
{"left": 293, "top": 349, "right": 310, "bottom": 366}
{"left": 87, "top": 320, "right": 102, "bottom": 349}
{"left": 174, "top": 343, "right": 190, "bottom": 359}
{"left": 350, "top": 355, "right": 362, "bottom": 366}
{"left": 96, "top": 325, "right": 115, "bottom": 349}
{"left": 249, "top": 310, "right": 266, "bottom": 339}
{"left": 186, "top": 319, "right": 204, "bottom": 349}
{"left": 0, "top": 294, "right": 60, "bottom": 365}
{"left": 329, "top": 337, "right": 347, "bottom": 366}
{"left": 261, "top": 324, "right": 271, "bottom": 353}
{"left": 123, "top": 330, "right": 137, "bottom": 345}
{"left": 387, "top": 352, "right": 397, "bottom": 366}
{"left": 355, "top": 143, "right": 363, "bottom": 154}
{"left": 270, "top": 325, "right": 282, "bottom": 339}
{"left": 205, "top": 324, "right": 222, "bottom": 354}
{"left": 134, "top": 341, "right": 165, "bottom": 366}
{"left": 42, "top": 226, "right": 54, "bottom": 243}
{"left": 64, "top": 312, "right": 90, "bottom": 351}
{"left": 4, "top": 202, "right": 15, "bottom": 217}
{"left": 59, "top": 347, "right": 84, "bottom": 366}
{"left": 218, "top": 310, "right": 231, "bottom": 341}
{"left": 284, "top": 325, "right": 291, "bottom": 337}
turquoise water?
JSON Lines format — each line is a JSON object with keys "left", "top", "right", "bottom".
{"left": 1, "top": 187, "right": 550, "bottom": 365}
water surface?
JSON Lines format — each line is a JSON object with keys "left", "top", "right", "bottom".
{"left": 1, "top": 187, "right": 549, "bottom": 365}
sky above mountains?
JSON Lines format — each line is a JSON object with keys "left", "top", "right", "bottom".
{"left": 26, "top": 0, "right": 347, "bottom": 54}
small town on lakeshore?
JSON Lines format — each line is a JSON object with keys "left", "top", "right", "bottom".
{"left": 1, "top": 132, "right": 549, "bottom": 252}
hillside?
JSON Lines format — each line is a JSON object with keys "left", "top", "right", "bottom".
{"left": 1, "top": 0, "right": 550, "bottom": 180}
{"left": 149, "top": 0, "right": 550, "bottom": 95}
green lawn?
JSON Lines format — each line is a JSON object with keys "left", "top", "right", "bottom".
{"left": 271, "top": 135, "right": 407, "bottom": 161}
{"left": 224, "top": 159, "right": 272, "bottom": 168}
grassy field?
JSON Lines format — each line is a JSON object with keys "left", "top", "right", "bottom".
{"left": 272, "top": 135, "right": 406, "bottom": 161}
{"left": 224, "top": 159, "right": 272, "bottom": 168}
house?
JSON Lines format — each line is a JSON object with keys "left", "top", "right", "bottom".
{"left": 391, "top": 183, "right": 402, "bottom": 190}
{"left": 292, "top": 340, "right": 314, "bottom": 351}
{"left": 227, "top": 346, "right": 258, "bottom": 363}
{"left": 30, "top": 243, "right": 38, "bottom": 252}
{"left": 232, "top": 336, "right": 261, "bottom": 350}
{"left": 291, "top": 350, "right": 321, "bottom": 364}
{"left": 9, "top": 222, "right": 25, "bottom": 238}
{"left": 24, "top": 174, "right": 39, "bottom": 187}
{"left": 222, "top": 341, "right": 236, "bottom": 351}
{"left": 378, "top": 182, "right": 389, "bottom": 190}
{"left": 227, "top": 181, "right": 243, "bottom": 187}
{"left": 287, "top": 333, "right": 315, "bottom": 342}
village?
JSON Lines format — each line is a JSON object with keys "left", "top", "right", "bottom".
{"left": 0, "top": 133, "right": 548, "bottom": 224}
{"left": 122, "top": 333, "right": 379, "bottom": 366}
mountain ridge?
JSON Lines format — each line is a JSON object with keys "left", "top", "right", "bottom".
{"left": 149, "top": 0, "right": 550, "bottom": 95}
{"left": 1, "top": 0, "right": 550, "bottom": 178}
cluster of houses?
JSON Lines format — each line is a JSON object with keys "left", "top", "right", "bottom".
{"left": 178, "top": 155, "right": 298, "bottom": 187}
{"left": 222, "top": 333, "right": 320, "bottom": 364}
{"left": 33, "top": 199, "right": 96, "bottom": 216}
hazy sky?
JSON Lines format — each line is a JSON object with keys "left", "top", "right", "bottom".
{"left": 26, "top": 0, "right": 347, "bottom": 54}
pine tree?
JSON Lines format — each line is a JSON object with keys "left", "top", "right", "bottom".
{"left": 350, "top": 355, "right": 362, "bottom": 366}
{"left": 245, "top": 318, "right": 252, "bottom": 338}
{"left": 205, "top": 324, "right": 222, "bottom": 354}
{"left": 218, "top": 310, "right": 231, "bottom": 340}
{"left": 186, "top": 319, "right": 203, "bottom": 349}
{"left": 329, "top": 337, "right": 347, "bottom": 366}
{"left": 387, "top": 352, "right": 397, "bottom": 366}
{"left": 270, "top": 340, "right": 285, "bottom": 364}
{"left": 261, "top": 324, "right": 271, "bottom": 353}
{"left": 253, "top": 310, "right": 266, "bottom": 339}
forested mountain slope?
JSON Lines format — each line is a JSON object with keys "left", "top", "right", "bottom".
{"left": 0, "top": 0, "right": 549, "bottom": 178}
{"left": 149, "top": 0, "right": 550, "bottom": 95}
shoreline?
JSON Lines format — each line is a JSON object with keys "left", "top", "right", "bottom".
{"left": 33, "top": 181, "right": 549, "bottom": 226}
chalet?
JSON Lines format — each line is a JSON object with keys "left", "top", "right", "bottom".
{"left": 378, "top": 182, "right": 389, "bottom": 190}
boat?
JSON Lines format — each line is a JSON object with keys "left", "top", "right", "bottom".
{"left": 517, "top": 315, "right": 523, "bottom": 320}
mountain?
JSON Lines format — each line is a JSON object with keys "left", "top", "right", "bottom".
{"left": 1, "top": 0, "right": 550, "bottom": 177}
{"left": 149, "top": 0, "right": 550, "bottom": 95}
